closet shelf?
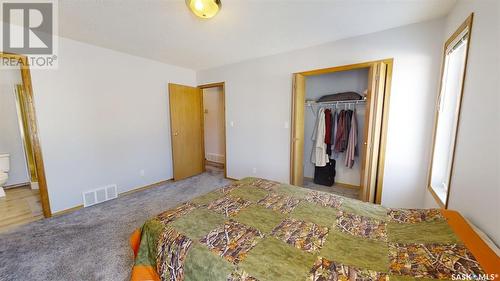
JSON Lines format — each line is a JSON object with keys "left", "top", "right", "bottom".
{"left": 305, "top": 98, "right": 366, "bottom": 107}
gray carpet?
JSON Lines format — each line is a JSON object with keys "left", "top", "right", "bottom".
{"left": 0, "top": 170, "right": 230, "bottom": 281}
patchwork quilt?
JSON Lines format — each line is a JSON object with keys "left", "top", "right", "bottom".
{"left": 130, "top": 177, "right": 498, "bottom": 281}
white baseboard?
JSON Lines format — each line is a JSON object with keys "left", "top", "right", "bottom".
{"left": 206, "top": 153, "right": 225, "bottom": 163}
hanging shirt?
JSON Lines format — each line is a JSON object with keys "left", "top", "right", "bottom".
{"left": 334, "top": 110, "right": 345, "bottom": 153}
{"left": 324, "top": 109, "right": 332, "bottom": 156}
{"left": 311, "top": 108, "right": 329, "bottom": 167}
{"left": 341, "top": 110, "right": 352, "bottom": 152}
{"left": 324, "top": 109, "right": 332, "bottom": 144}
{"left": 330, "top": 110, "right": 337, "bottom": 159}
{"left": 345, "top": 111, "right": 358, "bottom": 168}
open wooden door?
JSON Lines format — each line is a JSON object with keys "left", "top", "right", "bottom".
{"left": 359, "top": 62, "right": 388, "bottom": 202}
{"left": 290, "top": 74, "right": 306, "bottom": 186}
{"left": 169, "top": 83, "right": 204, "bottom": 181}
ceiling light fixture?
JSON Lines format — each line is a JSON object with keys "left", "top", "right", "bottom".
{"left": 186, "top": 0, "right": 221, "bottom": 19}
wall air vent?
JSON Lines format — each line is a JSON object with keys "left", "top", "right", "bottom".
{"left": 82, "top": 184, "right": 118, "bottom": 207}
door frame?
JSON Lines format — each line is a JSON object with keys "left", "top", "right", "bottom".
{"left": 198, "top": 82, "right": 228, "bottom": 179}
{"left": 290, "top": 59, "right": 393, "bottom": 204}
{"left": 1, "top": 52, "right": 52, "bottom": 217}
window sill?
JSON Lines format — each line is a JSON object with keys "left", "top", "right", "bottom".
{"left": 428, "top": 185, "right": 447, "bottom": 208}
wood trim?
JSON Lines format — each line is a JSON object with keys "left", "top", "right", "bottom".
{"left": 359, "top": 64, "right": 377, "bottom": 201}
{"left": 364, "top": 62, "right": 388, "bottom": 203}
{"left": 296, "top": 59, "right": 391, "bottom": 77}
{"left": 1, "top": 52, "right": 52, "bottom": 218}
{"left": 426, "top": 13, "right": 474, "bottom": 209}
{"left": 198, "top": 82, "right": 225, "bottom": 89}
{"left": 303, "top": 177, "right": 360, "bottom": 189}
{"left": 198, "top": 82, "right": 228, "bottom": 179}
{"left": 290, "top": 74, "right": 305, "bottom": 185}
{"left": 200, "top": 88, "right": 206, "bottom": 174}
{"left": 290, "top": 58, "right": 393, "bottom": 204}
{"left": 53, "top": 179, "right": 173, "bottom": 216}
{"left": 374, "top": 59, "right": 394, "bottom": 204}
{"left": 335, "top": 182, "right": 360, "bottom": 189}
{"left": 445, "top": 14, "right": 473, "bottom": 48}
{"left": 52, "top": 204, "right": 83, "bottom": 217}
{"left": 119, "top": 179, "right": 172, "bottom": 197}
{"left": 427, "top": 185, "right": 446, "bottom": 208}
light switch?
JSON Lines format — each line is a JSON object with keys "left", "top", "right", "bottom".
{"left": 284, "top": 121, "right": 290, "bottom": 129}
{"left": 230, "top": 121, "right": 235, "bottom": 127}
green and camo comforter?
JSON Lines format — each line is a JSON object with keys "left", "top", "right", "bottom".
{"left": 130, "top": 177, "right": 491, "bottom": 281}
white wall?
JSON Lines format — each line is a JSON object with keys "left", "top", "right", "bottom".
{"left": 203, "top": 87, "right": 225, "bottom": 163}
{"left": 29, "top": 37, "right": 196, "bottom": 212}
{"left": 303, "top": 69, "right": 368, "bottom": 185}
{"left": 198, "top": 19, "right": 444, "bottom": 208}
{"left": 424, "top": 0, "right": 500, "bottom": 245}
{"left": 0, "top": 67, "right": 29, "bottom": 185}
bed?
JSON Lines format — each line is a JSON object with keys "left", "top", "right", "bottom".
{"left": 130, "top": 177, "right": 499, "bottom": 281}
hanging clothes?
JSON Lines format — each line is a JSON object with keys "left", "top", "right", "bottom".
{"left": 345, "top": 110, "right": 358, "bottom": 168}
{"left": 329, "top": 109, "right": 337, "bottom": 158}
{"left": 324, "top": 109, "right": 332, "bottom": 156}
{"left": 342, "top": 110, "right": 353, "bottom": 151}
{"left": 311, "top": 108, "right": 329, "bottom": 166}
{"left": 334, "top": 110, "right": 345, "bottom": 153}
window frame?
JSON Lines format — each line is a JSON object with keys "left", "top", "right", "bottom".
{"left": 427, "top": 13, "right": 474, "bottom": 208}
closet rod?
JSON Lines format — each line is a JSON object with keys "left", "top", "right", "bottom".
{"left": 305, "top": 99, "right": 366, "bottom": 107}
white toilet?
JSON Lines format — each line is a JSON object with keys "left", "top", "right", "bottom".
{"left": 0, "top": 154, "right": 10, "bottom": 197}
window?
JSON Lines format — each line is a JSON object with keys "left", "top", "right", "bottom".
{"left": 428, "top": 14, "right": 473, "bottom": 207}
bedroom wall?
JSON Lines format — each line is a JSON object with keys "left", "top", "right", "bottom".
{"left": 197, "top": 19, "right": 444, "bottom": 208}
{"left": 0, "top": 67, "right": 29, "bottom": 186}
{"left": 423, "top": 0, "right": 500, "bottom": 245}
{"left": 28, "top": 37, "right": 196, "bottom": 213}
{"left": 303, "top": 69, "right": 368, "bottom": 186}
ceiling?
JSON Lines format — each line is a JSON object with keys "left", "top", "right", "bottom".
{"left": 59, "top": 0, "right": 456, "bottom": 70}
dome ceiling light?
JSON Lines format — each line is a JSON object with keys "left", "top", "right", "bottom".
{"left": 185, "top": 0, "right": 221, "bottom": 19}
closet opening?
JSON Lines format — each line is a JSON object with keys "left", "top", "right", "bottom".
{"left": 290, "top": 59, "right": 393, "bottom": 204}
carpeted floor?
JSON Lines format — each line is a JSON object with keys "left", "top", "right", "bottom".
{"left": 0, "top": 169, "right": 230, "bottom": 281}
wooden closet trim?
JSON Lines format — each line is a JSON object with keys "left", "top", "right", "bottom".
{"left": 0, "top": 52, "right": 52, "bottom": 217}
{"left": 290, "top": 59, "right": 393, "bottom": 204}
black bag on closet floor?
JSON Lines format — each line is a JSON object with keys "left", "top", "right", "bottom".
{"left": 313, "top": 159, "right": 336, "bottom": 186}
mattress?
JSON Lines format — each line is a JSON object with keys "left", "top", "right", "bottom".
{"left": 130, "top": 177, "right": 499, "bottom": 281}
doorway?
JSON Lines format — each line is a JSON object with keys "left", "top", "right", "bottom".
{"left": 168, "top": 82, "right": 227, "bottom": 180}
{"left": 201, "top": 84, "right": 226, "bottom": 177}
{"left": 290, "top": 59, "right": 393, "bottom": 204}
{"left": 0, "top": 53, "right": 51, "bottom": 231}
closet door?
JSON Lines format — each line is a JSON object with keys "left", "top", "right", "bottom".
{"left": 169, "top": 83, "right": 204, "bottom": 181}
{"left": 360, "top": 62, "right": 388, "bottom": 203}
{"left": 290, "top": 74, "right": 306, "bottom": 186}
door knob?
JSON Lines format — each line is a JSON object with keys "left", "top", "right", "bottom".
{"left": 174, "top": 132, "right": 179, "bottom": 136}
